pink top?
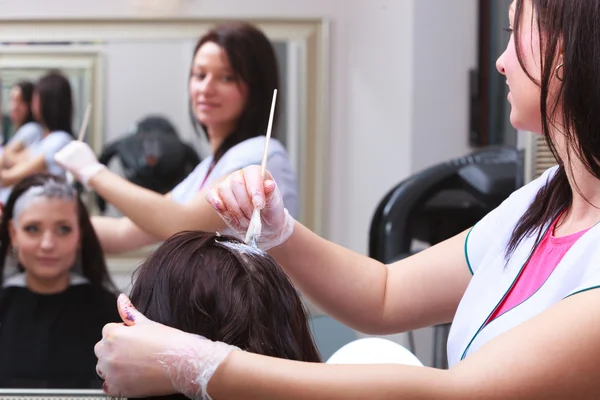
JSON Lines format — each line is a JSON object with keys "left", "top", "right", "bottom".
{"left": 485, "top": 212, "right": 589, "bottom": 325}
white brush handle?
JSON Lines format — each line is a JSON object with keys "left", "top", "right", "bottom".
{"left": 66, "top": 103, "right": 92, "bottom": 186}
{"left": 78, "top": 104, "right": 92, "bottom": 142}
{"left": 260, "top": 89, "right": 277, "bottom": 177}
{"left": 245, "top": 89, "right": 278, "bottom": 246}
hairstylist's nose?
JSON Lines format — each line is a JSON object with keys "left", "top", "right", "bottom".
{"left": 200, "top": 74, "right": 216, "bottom": 95}
{"left": 496, "top": 52, "right": 506, "bottom": 75}
{"left": 40, "top": 231, "right": 55, "bottom": 251}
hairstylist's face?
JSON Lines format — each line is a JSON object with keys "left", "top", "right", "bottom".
{"left": 8, "top": 87, "right": 27, "bottom": 127}
{"left": 31, "top": 91, "right": 41, "bottom": 124}
{"left": 496, "top": 0, "right": 543, "bottom": 134}
{"left": 9, "top": 197, "right": 80, "bottom": 293}
{"left": 189, "top": 42, "right": 248, "bottom": 137}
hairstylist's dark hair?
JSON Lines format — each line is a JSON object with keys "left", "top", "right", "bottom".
{"left": 506, "top": 0, "right": 600, "bottom": 257}
{"left": 35, "top": 70, "right": 74, "bottom": 136}
{"left": 189, "top": 21, "right": 281, "bottom": 164}
{"left": 13, "top": 80, "right": 35, "bottom": 126}
{"left": 129, "top": 231, "right": 320, "bottom": 399}
{"left": 0, "top": 173, "right": 116, "bottom": 292}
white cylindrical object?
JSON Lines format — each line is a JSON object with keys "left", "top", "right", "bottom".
{"left": 326, "top": 338, "right": 423, "bottom": 367}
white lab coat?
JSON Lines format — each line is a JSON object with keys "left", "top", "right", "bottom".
{"left": 447, "top": 165, "right": 600, "bottom": 366}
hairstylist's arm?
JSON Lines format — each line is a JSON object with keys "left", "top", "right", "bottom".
{"left": 206, "top": 166, "right": 472, "bottom": 334}
{"left": 0, "top": 154, "right": 46, "bottom": 186}
{"left": 91, "top": 216, "right": 161, "bottom": 254}
{"left": 1, "top": 141, "right": 28, "bottom": 168}
{"left": 55, "top": 141, "right": 226, "bottom": 240}
{"left": 211, "top": 288, "right": 600, "bottom": 399}
{"left": 99, "top": 290, "right": 600, "bottom": 399}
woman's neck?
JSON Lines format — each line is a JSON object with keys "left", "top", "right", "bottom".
{"left": 26, "top": 273, "right": 70, "bottom": 294}
{"left": 552, "top": 153, "right": 600, "bottom": 235}
{"left": 207, "top": 123, "right": 236, "bottom": 154}
{"left": 547, "top": 122, "right": 600, "bottom": 232}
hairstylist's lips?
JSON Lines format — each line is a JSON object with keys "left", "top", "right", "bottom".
{"left": 37, "top": 257, "right": 60, "bottom": 265}
{"left": 197, "top": 101, "right": 220, "bottom": 111}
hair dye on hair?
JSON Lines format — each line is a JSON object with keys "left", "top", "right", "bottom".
{"left": 130, "top": 231, "right": 321, "bottom": 379}
{"left": 12, "top": 179, "right": 77, "bottom": 223}
{"left": 215, "top": 239, "right": 267, "bottom": 257}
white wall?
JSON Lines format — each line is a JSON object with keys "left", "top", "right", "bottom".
{"left": 103, "top": 40, "right": 203, "bottom": 149}
{"left": 411, "top": 0, "right": 477, "bottom": 172}
{"left": 0, "top": 0, "right": 478, "bottom": 366}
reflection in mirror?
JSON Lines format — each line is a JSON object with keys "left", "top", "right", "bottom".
{"left": 0, "top": 19, "right": 327, "bottom": 261}
{"left": 0, "top": 19, "right": 327, "bottom": 393}
{"left": 0, "top": 48, "right": 97, "bottom": 149}
{"left": 0, "top": 38, "right": 301, "bottom": 218}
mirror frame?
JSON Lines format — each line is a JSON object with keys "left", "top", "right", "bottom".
{"left": 0, "top": 18, "right": 329, "bottom": 273}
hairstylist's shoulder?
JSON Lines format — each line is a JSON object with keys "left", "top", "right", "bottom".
{"left": 39, "top": 131, "right": 73, "bottom": 152}
{"left": 217, "top": 136, "right": 265, "bottom": 174}
{"left": 465, "top": 165, "right": 559, "bottom": 274}
{"left": 10, "top": 122, "right": 43, "bottom": 147}
{"left": 170, "top": 157, "right": 215, "bottom": 205}
{"left": 263, "top": 138, "right": 293, "bottom": 174}
{"left": 564, "top": 232, "right": 600, "bottom": 299}
{"left": 484, "top": 164, "right": 558, "bottom": 221}
{"left": 264, "top": 139, "right": 298, "bottom": 216}
{"left": 507, "top": 165, "right": 559, "bottom": 204}
{"left": 35, "top": 131, "right": 73, "bottom": 168}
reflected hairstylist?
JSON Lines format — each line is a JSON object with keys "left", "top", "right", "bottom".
{"left": 55, "top": 21, "right": 298, "bottom": 255}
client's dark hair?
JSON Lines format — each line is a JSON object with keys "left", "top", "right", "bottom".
{"left": 129, "top": 231, "right": 321, "bottom": 399}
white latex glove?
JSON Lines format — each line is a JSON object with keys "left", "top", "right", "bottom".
{"left": 205, "top": 165, "right": 295, "bottom": 250}
{"left": 54, "top": 141, "right": 106, "bottom": 186}
{"left": 95, "top": 294, "right": 238, "bottom": 399}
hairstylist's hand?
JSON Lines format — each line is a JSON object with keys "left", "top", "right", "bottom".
{"left": 54, "top": 141, "right": 105, "bottom": 186}
{"left": 206, "top": 165, "right": 295, "bottom": 250}
{"left": 96, "top": 294, "right": 238, "bottom": 399}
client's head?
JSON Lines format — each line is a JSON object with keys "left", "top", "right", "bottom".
{"left": 130, "top": 231, "right": 321, "bottom": 368}
{"left": 0, "top": 173, "right": 114, "bottom": 294}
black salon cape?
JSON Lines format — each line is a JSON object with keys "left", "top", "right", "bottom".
{"left": 0, "top": 283, "right": 119, "bottom": 388}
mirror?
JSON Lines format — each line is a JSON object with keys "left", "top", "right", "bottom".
{"left": 0, "top": 18, "right": 328, "bottom": 393}
{"left": 0, "top": 19, "right": 328, "bottom": 280}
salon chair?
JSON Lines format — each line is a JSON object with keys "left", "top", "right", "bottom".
{"left": 368, "top": 145, "right": 524, "bottom": 368}
{"left": 96, "top": 115, "right": 200, "bottom": 212}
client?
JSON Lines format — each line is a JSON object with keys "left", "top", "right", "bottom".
{"left": 129, "top": 231, "right": 321, "bottom": 399}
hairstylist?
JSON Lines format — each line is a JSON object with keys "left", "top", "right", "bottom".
{"left": 1, "top": 80, "right": 43, "bottom": 168}
{"left": 55, "top": 21, "right": 297, "bottom": 254}
{"left": 97, "top": 1, "right": 600, "bottom": 399}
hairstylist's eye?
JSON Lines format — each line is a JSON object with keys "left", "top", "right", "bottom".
{"left": 57, "top": 225, "right": 73, "bottom": 235}
{"left": 23, "top": 225, "right": 39, "bottom": 234}
{"left": 503, "top": 27, "right": 513, "bottom": 34}
{"left": 220, "top": 75, "right": 236, "bottom": 82}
